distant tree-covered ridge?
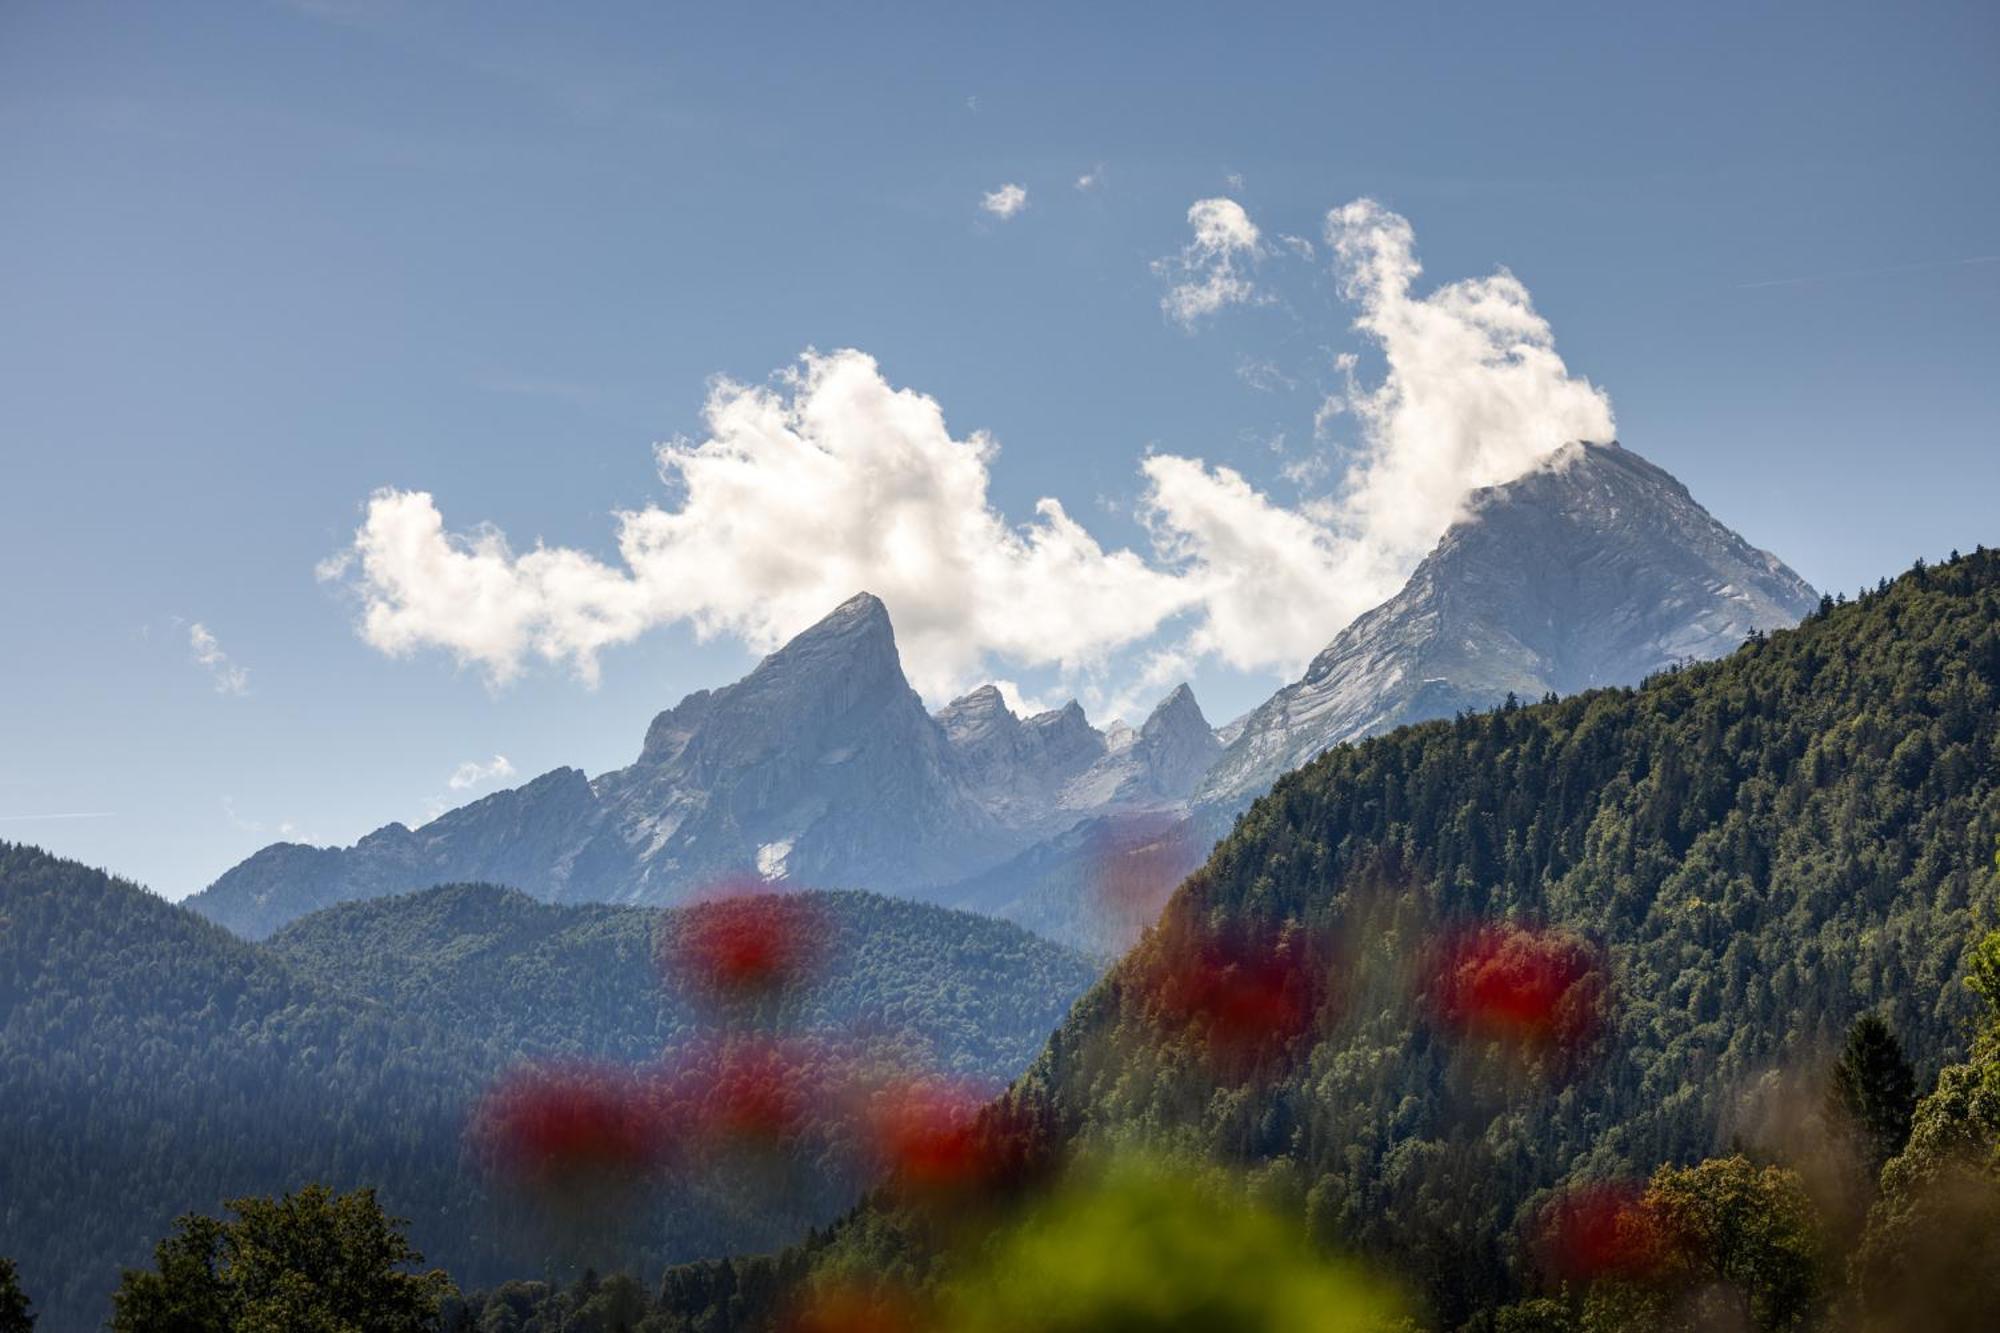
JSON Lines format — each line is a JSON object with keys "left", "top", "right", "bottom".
{"left": 266, "top": 881, "right": 1096, "bottom": 1080}
{"left": 0, "top": 848, "right": 1096, "bottom": 1330}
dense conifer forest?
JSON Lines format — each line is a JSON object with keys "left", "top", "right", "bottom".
{"left": 1013, "top": 550, "right": 2000, "bottom": 1322}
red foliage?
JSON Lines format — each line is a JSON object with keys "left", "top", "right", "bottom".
{"left": 474, "top": 1063, "right": 669, "bottom": 1184}
{"left": 1534, "top": 1181, "right": 1667, "bottom": 1284}
{"left": 668, "top": 888, "right": 826, "bottom": 1005}
{"left": 1429, "top": 923, "right": 1606, "bottom": 1051}
{"left": 667, "top": 1036, "right": 832, "bottom": 1152}
{"left": 867, "top": 1076, "right": 992, "bottom": 1192}
{"left": 1139, "top": 918, "right": 1329, "bottom": 1077}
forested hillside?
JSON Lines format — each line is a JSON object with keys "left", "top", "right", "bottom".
{"left": 0, "top": 844, "right": 487, "bottom": 1329}
{"left": 1010, "top": 550, "right": 1999, "bottom": 1321}
{"left": 0, "top": 858, "right": 1095, "bottom": 1329}
{"left": 268, "top": 883, "right": 1097, "bottom": 1082}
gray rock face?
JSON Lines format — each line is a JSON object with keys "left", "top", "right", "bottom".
{"left": 1197, "top": 440, "right": 1819, "bottom": 805}
{"left": 591, "top": 592, "right": 1005, "bottom": 900}
{"left": 188, "top": 593, "right": 1216, "bottom": 938}
{"left": 936, "top": 687, "right": 1108, "bottom": 828}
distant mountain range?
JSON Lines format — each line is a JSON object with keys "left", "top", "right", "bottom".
{"left": 188, "top": 440, "right": 1817, "bottom": 942}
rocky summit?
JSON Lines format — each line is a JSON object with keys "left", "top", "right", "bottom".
{"left": 1196, "top": 440, "right": 1819, "bottom": 805}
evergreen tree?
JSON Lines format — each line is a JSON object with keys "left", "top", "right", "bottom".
{"left": 0, "top": 1259, "right": 33, "bottom": 1333}
{"left": 1854, "top": 923, "right": 2000, "bottom": 1328}
{"left": 1825, "top": 1013, "right": 1918, "bottom": 1176}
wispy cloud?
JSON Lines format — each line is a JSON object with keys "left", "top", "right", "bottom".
{"left": 189, "top": 623, "right": 249, "bottom": 695}
{"left": 980, "top": 183, "right": 1029, "bottom": 220}
{"left": 448, "top": 754, "right": 517, "bottom": 790}
{"left": 1154, "top": 198, "right": 1265, "bottom": 328}
{"left": 1236, "top": 358, "right": 1296, "bottom": 393}
{"left": 222, "top": 795, "right": 311, "bottom": 842}
{"left": 1075, "top": 165, "right": 1104, "bottom": 191}
{"left": 1736, "top": 255, "right": 1998, "bottom": 290}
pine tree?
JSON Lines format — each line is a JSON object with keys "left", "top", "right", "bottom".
{"left": 0, "top": 1259, "right": 33, "bottom": 1333}
{"left": 1826, "top": 1013, "right": 1918, "bottom": 1176}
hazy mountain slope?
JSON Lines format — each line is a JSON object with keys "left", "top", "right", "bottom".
{"left": 1199, "top": 440, "right": 1819, "bottom": 804}
{"left": 268, "top": 882, "right": 1098, "bottom": 1081}
{"left": 1010, "top": 550, "right": 1998, "bottom": 1319}
{"left": 190, "top": 766, "right": 613, "bottom": 939}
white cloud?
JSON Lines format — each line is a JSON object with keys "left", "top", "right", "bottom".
{"left": 1155, "top": 197, "right": 1265, "bottom": 328}
{"left": 326, "top": 200, "right": 1613, "bottom": 705}
{"left": 332, "top": 350, "right": 1193, "bottom": 699}
{"left": 1075, "top": 165, "right": 1103, "bottom": 191}
{"left": 1137, "top": 195, "right": 1612, "bottom": 668}
{"left": 189, "top": 623, "right": 249, "bottom": 695}
{"left": 980, "top": 183, "right": 1028, "bottom": 219}
{"left": 1316, "top": 197, "right": 1615, "bottom": 587}
{"left": 448, "top": 754, "right": 517, "bottom": 790}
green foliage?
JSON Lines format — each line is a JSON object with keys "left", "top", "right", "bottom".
{"left": 111, "top": 1185, "right": 451, "bottom": 1332}
{"left": 1009, "top": 551, "right": 2000, "bottom": 1322}
{"left": 935, "top": 1157, "right": 1405, "bottom": 1332}
{"left": 447, "top": 1256, "right": 813, "bottom": 1333}
{"left": 1642, "top": 1156, "right": 1822, "bottom": 1330}
{"left": 1824, "top": 1013, "right": 1916, "bottom": 1177}
{"left": 0, "top": 1257, "right": 33, "bottom": 1333}
{"left": 1851, "top": 924, "right": 2000, "bottom": 1329}
{"left": 267, "top": 882, "right": 1096, "bottom": 1081}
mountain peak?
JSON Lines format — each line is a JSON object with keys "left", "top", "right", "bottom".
{"left": 788, "top": 590, "right": 895, "bottom": 647}
{"left": 1199, "top": 439, "right": 1817, "bottom": 805}
{"left": 937, "top": 684, "right": 1021, "bottom": 750}
{"left": 1129, "top": 683, "right": 1221, "bottom": 797}
{"left": 942, "top": 683, "right": 1011, "bottom": 716}
{"left": 1142, "top": 683, "right": 1205, "bottom": 732}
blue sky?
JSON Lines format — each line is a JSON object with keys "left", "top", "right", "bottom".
{"left": 3, "top": 1, "right": 1995, "bottom": 900}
